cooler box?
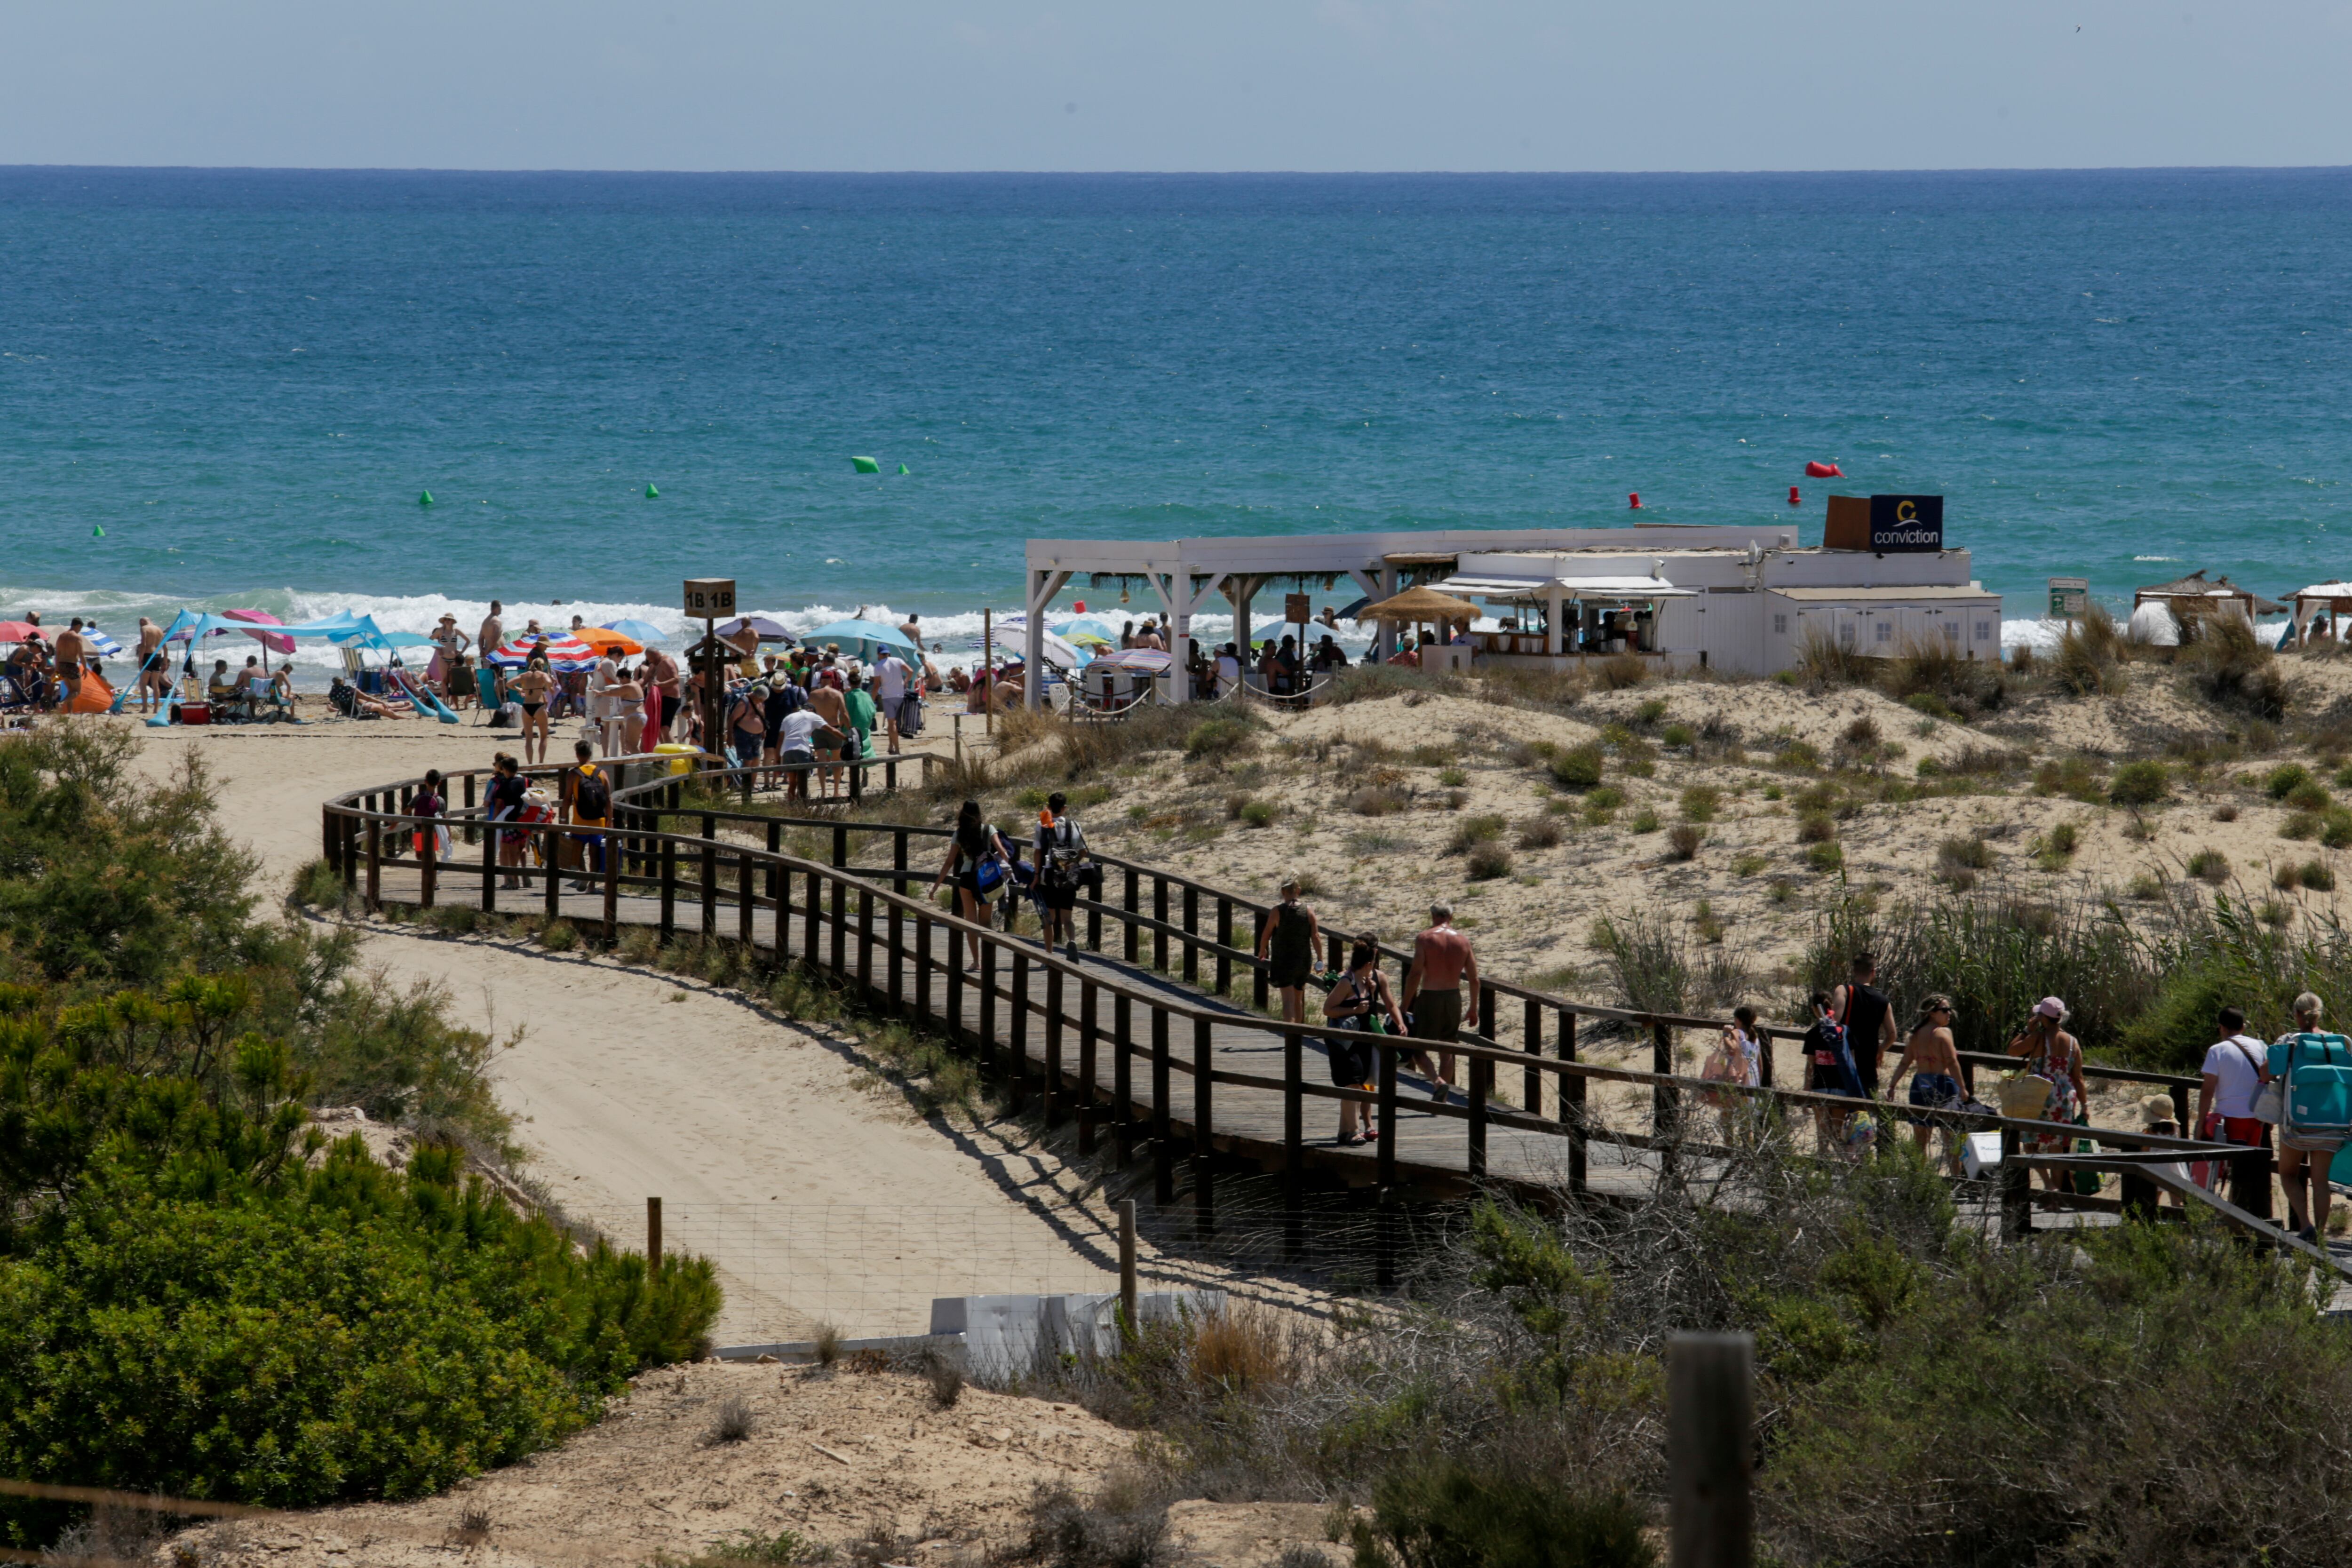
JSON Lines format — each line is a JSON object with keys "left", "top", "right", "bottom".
{"left": 177, "top": 702, "right": 211, "bottom": 727}
{"left": 1962, "top": 1131, "right": 2005, "bottom": 1180}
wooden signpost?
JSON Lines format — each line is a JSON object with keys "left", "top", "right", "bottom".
{"left": 684, "top": 579, "right": 737, "bottom": 764}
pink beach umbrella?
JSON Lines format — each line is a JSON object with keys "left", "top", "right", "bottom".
{"left": 222, "top": 609, "right": 296, "bottom": 657}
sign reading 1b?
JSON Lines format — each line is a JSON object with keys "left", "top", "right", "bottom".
{"left": 683, "top": 578, "right": 736, "bottom": 619}
{"left": 1867, "top": 495, "right": 1944, "bottom": 553}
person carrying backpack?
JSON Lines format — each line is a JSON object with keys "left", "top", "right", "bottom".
{"left": 2269, "top": 991, "right": 2352, "bottom": 1245}
{"left": 1804, "top": 990, "right": 1865, "bottom": 1154}
{"left": 561, "top": 739, "right": 611, "bottom": 892}
{"left": 1033, "top": 791, "right": 1092, "bottom": 962}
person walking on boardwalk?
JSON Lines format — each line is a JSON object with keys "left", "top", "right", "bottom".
{"left": 1323, "top": 937, "right": 1404, "bottom": 1145}
{"left": 2006, "top": 996, "right": 2085, "bottom": 1192}
{"left": 1402, "top": 902, "right": 1477, "bottom": 1101}
{"left": 2193, "top": 1004, "right": 2273, "bottom": 1210}
{"left": 485, "top": 751, "right": 530, "bottom": 890}
{"left": 2270, "top": 991, "right": 2351, "bottom": 1245}
{"left": 559, "top": 738, "right": 611, "bottom": 893}
{"left": 1883, "top": 995, "right": 1966, "bottom": 1173}
{"left": 1830, "top": 951, "right": 1898, "bottom": 1095}
{"left": 1033, "top": 791, "right": 1091, "bottom": 962}
{"left": 1256, "top": 876, "right": 1323, "bottom": 1027}
{"left": 1804, "top": 990, "right": 1866, "bottom": 1154}
{"left": 932, "top": 799, "right": 1011, "bottom": 969}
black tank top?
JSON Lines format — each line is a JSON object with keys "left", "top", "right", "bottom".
{"left": 1269, "top": 903, "right": 1314, "bottom": 969}
{"left": 1842, "top": 984, "right": 1891, "bottom": 1064}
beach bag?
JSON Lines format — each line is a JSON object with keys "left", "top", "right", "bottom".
{"left": 2279, "top": 1031, "right": 2352, "bottom": 1147}
{"left": 572, "top": 765, "right": 611, "bottom": 821}
{"left": 1999, "top": 1075, "right": 2055, "bottom": 1121}
{"left": 974, "top": 835, "right": 1011, "bottom": 895}
{"left": 2070, "top": 1114, "right": 2103, "bottom": 1196}
{"left": 1700, "top": 1035, "right": 1749, "bottom": 1110}
{"left": 488, "top": 700, "right": 520, "bottom": 730}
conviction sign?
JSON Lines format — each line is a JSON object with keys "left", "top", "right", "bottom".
{"left": 1867, "top": 495, "right": 1944, "bottom": 553}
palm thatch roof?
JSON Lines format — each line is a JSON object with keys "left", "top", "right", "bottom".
{"left": 1354, "top": 586, "right": 1480, "bottom": 624}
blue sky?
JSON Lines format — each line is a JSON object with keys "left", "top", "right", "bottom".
{"left": 3, "top": 0, "right": 2347, "bottom": 171}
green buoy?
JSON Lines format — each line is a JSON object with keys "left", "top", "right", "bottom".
{"left": 898, "top": 464, "right": 909, "bottom": 475}
{"left": 91, "top": 525, "right": 104, "bottom": 538}
{"left": 419, "top": 490, "right": 434, "bottom": 506}
{"left": 851, "top": 455, "right": 881, "bottom": 474}
{"left": 645, "top": 483, "right": 660, "bottom": 498}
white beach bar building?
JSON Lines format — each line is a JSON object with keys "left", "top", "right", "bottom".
{"left": 1019, "top": 514, "right": 2000, "bottom": 706}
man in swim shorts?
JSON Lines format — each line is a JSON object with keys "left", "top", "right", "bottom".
{"left": 1402, "top": 902, "right": 1478, "bottom": 1101}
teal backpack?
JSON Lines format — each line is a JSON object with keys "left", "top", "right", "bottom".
{"left": 2279, "top": 1032, "right": 2352, "bottom": 1146}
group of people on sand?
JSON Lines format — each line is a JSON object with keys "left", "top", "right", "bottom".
{"left": 2, "top": 613, "right": 108, "bottom": 714}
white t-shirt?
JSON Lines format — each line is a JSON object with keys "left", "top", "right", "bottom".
{"left": 778, "top": 709, "right": 827, "bottom": 754}
{"left": 2201, "top": 1034, "right": 2269, "bottom": 1118}
{"left": 876, "top": 655, "right": 910, "bottom": 703}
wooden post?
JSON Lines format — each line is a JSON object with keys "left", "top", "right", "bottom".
{"left": 481, "top": 810, "right": 498, "bottom": 914}
{"left": 1118, "top": 1198, "right": 1139, "bottom": 1335}
{"left": 887, "top": 891, "right": 905, "bottom": 1015}
{"left": 1087, "top": 883, "right": 1102, "bottom": 954}
{"left": 830, "top": 873, "right": 846, "bottom": 975}
{"left": 462, "top": 772, "right": 477, "bottom": 842}
{"left": 365, "top": 817, "right": 381, "bottom": 911}
{"left": 1113, "top": 994, "right": 1135, "bottom": 1162}
{"left": 1653, "top": 1020, "right": 1678, "bottom": 1181}
{"left": 803, "top": 865, "right": 821, "bottom": 969}
{"left": 736, "top": 850, "right": 753, "bottom": 948}
{"left": 1376, "top": 1037, "right": 1398, "bottom": 1190}
{"left": 1078, "top": 981, "right": 1098, "bottom": 1154}
{"left": 1563, "top": 1010, "right": 1586, "bottom": 1196}
{"left": 893, "top": 827, "right": 907, "bottom": 890}
{"left": 607, "top": 833, "right": 622, "bottom": 944}
{"left": 1283, "top": 1027, "right": 1303, "bottom": 1255}
{"left": 831, "top": 822, "right": 847, "bottom": 868}
{"left": 1044, "top": 963, "right": 1065, "bottom": 1127}
{"left": 857, "top": 885, "right": 874, "bottom": 994}
{"left": 1192, "top": 1014, "right": 1214, "bottom": 1234}
{"left": 979, "top": 939, "right": 999, "bottom": 1073}
{"left": 1182, "top": 885, "right": 1199, "bottom": 983}
{"left": 915, "top": 914, "right": 933, "bottom": 1028}
{"left": 660, "top": 832, "right": 677, "bottom": 938}
{"left": 1009, "top": 951, "right": 1030, "bottom": 1112}
{"left": 544, "top": 824, "right": 560, "bottom": 923}
{"left": 1152, "top": 1007, "right": 1173, "bottom": 1203}
{"left": 1523, "top": 998, "right": 1543, "bottom": 1117}
{"left": 766, "top": 819, "right": 782, "bottom": 908}
{"left": 647, "top": 1195, "right": 663, "bottom": 1278}
{"left": 1668, "top": 1333, "right": 1753, "bottom": 1568}
{"left": 1152, "top": 877, "right": 1169, "bottom": 971}
{"left": 1216, "top": 899, "right": 1232, "bottom": 995}
{"left": 699, "top": 820, "right": 716, "bottom": 939}
{"left": 1251, "top": 908, "right": 1269, "bottom": 1010}
{"left": 1123, "top": 867, "right": 1140, "bottom": 963}
{"left": 942, "top": 915, "right": 961, "bottom": 1042}
{"left": 1467, "top": 1050, "right": 1488, "bottom": 1178}
{"left": 419, "top": 822, "right": 437, "bottom": 910}
{"left": 2000, "top": 1124, "right": 2031, "bottom": 1240}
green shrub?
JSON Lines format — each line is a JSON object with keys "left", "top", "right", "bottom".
{"left": 2288, "top": 780, "right": 2335, "bottom": 813}
{"left": 2282, "top": 812, "right": 2322, "bottom": 841}
{"left": 1762, "top": 783, "right": 1784, "bottom": 801}
{"left": 538, "top": 917, "right": 578, "bottom": 952}
{"left": 1796, "top": 812, "right": 1836, "bottom": 844}
{"left": 1447, "top": 814, "right": 1508, "bottom": 854}
{"left": 2304, "top": 859, "right": 2337, "bottom": 892}
{"left": 1437, "top": 767, "right": 1469, "bottom": 788}
{"left": 2034, "top": 756, "right": 2107, "bottom": 804}
{"left": 1547, "top": 745, "right": 1605, "bottom": 790}
{"left": 1240, "top": 799, "right": 1278, "bottom": 829}
{"left": 2187, "top": 848, "right": 2231, "bottom": 884}
{"left": 426, "top": 903, "right": 481, "bottom": 936}
{"left": 2326, "top": 811, "right": 2352, "bottom": 851}
{"left": 1937, "top": 835, "right": 1993, "bottom": 872}
{"left": 2108, "top": 760, "right": 2170, "bottom": 807}
{"left": 1805, "top": 842, "right": 1845, "bottom": 873}
{"left": 1185, "top": 718, "right": 1259, "bottom": 761}
{"left": 2266, "top": 762, "right": 2313, "bottom": 800}
{"left": 1678, "top": 786, "right": 1720, "bottom": 824}
{"left": 1352, "top": 1463, "right": 1654, "bottom": 1568}
{"left": 1660, "top": 723, "right": 1694, "bottom": 749}
{"left": 288, "top": 857, "right": 348, "bottom": 910}
{"left": 1629, "top": 808, "right": 1661, "bottom": 834}
{"left": 1466, "top": 844, "right": 1513, "bottom": 882}
{"left": 1732, "top": 853, "right": 1769, "bottom": 877}
{"left": 2184, "top": 613, "right": 2288, "bottom": 719}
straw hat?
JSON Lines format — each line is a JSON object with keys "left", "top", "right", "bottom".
{"left": 2140, "top": 1094, "right": 2179, "bottom": 1129}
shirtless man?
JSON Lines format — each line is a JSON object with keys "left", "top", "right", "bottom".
{"left": 51, "top": 620, "right": 86, "bottom": 710}
{"left": 805, "top": 677, "right": 850, "bottom": 798}
{"left": 513, "top": 657, "right": 556, "bottom": 766}
{"left": 134, "top": 617, "right": 167, "bottom": 713}
{"left": 1402, "top": 902, "right": 1479, "bottom": 1101}
{"left": 1883, "top": 995, "right": 1967, "bottom": 1173}
{"left": 478, "top": 600, "right": 505, "bottom": 663}
{"left": 642, "top": 645, "right": 678, "bottom": 740}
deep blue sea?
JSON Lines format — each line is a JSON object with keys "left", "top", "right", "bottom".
{"left": 2, "top": 166, "right": 2348, "bottom": 665}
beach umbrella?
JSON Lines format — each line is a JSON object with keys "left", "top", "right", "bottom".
{"left": 714, "top": 615, "right": 795, "bottom": 644}
{"left": 1352, "top": 586, "right": 1480, "bottom": 625}
{"left": 0, "top": 621, "right": 40, "bottom": 643}
{"left": 797, "top": 617, "right": 920, "bottom": 665}
{"left": 1090, "top": 648, "right": 1173, "bottom": 675}
{"left": 80, "top": 627, "right": 124, "bottom": 657}
{"left": 1065, "top": 630, "right": 1114, "bottom": 650}
{"left": 600, "top": 617, "right": 670, "bottom": 644}
{"left": 487, "top": 634, "right": 600, "bottom": 672}
{"left": 1057, "top": 614, "right": 1123, "bottom": 642}
{"left": 222, "top": 609, "right": 296, "bottom": 655}
{"left": 574, "top": 627, "right": 647, "bottom": 657}
{"left": 1036, "top": 630, "right": 1085, "bottom": 670}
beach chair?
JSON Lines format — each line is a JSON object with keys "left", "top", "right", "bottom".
{"left": 470, "top": 667, "right": 503, "bottom": 726}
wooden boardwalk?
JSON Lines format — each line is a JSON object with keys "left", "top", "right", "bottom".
{"left": 327, "top": 755, "right": 2336, "bottom": 1278}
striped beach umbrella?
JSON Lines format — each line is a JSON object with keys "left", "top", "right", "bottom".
{"left": 487, "top": 634, "right": 601, "bottom": 672}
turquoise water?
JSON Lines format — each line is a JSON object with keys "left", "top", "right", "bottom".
{"left": 2, "top": 167, "right": 2347, "bottom": 661}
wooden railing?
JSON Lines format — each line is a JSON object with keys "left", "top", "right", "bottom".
{"left": 318, "top": 754, "right": 2333, "bottom": 1278}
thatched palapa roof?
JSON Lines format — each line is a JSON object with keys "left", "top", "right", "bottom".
{"left": 1353, "top": 586, "right": 1481, "bottom": 624}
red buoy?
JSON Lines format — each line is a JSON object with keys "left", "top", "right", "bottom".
{"left": 1073, "top": 599, "right": 1086, "bottom": 613}
{"left": 1804, "top": 460, "right": 1843, "bottom": 478}
{"left": 1628, "top": 492, "right": 1642, "bottom": 509}
{"left": 1788, "top": 486, "right": 1802, "bottom": 505}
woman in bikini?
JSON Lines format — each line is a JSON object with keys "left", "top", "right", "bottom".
{"left": 2007, "top": 996, "right": 2086, "bottom": 1191}
{"left": 1886, "top": 995, "right": 1967, "bottom": 1174}
{"left": 515, "top": 656, "right": 555, "bottom": 766}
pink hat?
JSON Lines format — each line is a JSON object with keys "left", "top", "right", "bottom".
{"left": 2034, "top": 996, "right": 2067, "bottom": 1018}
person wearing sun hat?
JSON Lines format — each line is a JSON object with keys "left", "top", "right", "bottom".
{"left": 2007, "top": 996, "right": 2086, "bottom": 1191}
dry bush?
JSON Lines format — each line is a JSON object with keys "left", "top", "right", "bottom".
{"left": 1189, "top": 1305, "right": 1301, "bottom": 1398}
{"left": 1665, "top": 824, "right": 1703, "bottom": 861}
{"left": 1595, "top": 655, "right": 1650, "bottom": 691}
{"left": 2054, "top": 605, "right": 2130, "bottom": 696}
{"left": 1349, "top": 787, "right": 1408, "bottom": 817}
{"left": 1466, "top": 843, "right": 1513, "bottom": 881}
{"left": 1880, "top": 635, "right": 2008, "bottom": 719}
{"left": 2184, "top": 613, "right": 2290, "bottom": 720}
{"left": 705, "top": 1395, "right": 756, "bottom": 1444}
{"left": 1516, "top": 816, "right": 1564, "bottom": 850}
{"left": 1795, "top": 631, "right": 1875, "bottom": 688}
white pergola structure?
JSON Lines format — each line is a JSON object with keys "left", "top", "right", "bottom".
{"left": 1018, "top": 525, "right": 1780, "bottom": 706}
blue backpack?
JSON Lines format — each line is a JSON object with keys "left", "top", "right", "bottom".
{"left": 2278, "top": 1032, "right": 2352, "bottom": 1146}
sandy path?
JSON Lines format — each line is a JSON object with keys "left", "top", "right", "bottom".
{"left": 108, "top": 715, "right": 1130, "bottom": 1345}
